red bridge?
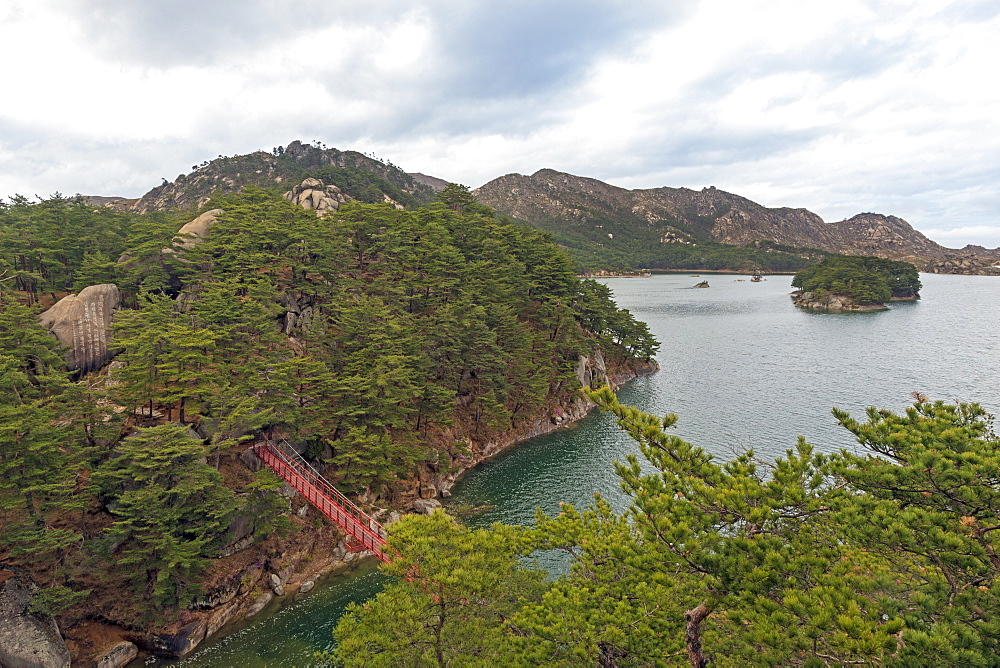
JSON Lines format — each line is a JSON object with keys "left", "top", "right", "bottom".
{"left": 253, "top": 439, "right": 391, "bottom": 563}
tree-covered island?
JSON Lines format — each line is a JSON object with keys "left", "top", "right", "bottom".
{"left": 791, "top": 255, "right": 922, "bottom": 311}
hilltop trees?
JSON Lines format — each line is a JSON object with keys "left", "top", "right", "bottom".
{"left": 120, "top": 189, "right": 657, "bottom": 498}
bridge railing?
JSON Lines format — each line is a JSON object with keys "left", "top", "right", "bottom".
{"left": 253, "top": 439, "right": 390, "bottom": 561}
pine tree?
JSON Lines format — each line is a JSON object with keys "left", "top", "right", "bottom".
{"left": 92, "top": 423, "right": 239, "bottom": 609}
{"left": 334, "top": 512, "right": 546, "bottom": 666}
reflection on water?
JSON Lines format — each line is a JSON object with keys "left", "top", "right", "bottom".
{"left": 169, "top": 272, "right": 1000, "bottom": 666}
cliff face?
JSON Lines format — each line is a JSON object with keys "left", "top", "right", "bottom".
{"left": 475, "top": 169, "right": 1000, "bottom": 275}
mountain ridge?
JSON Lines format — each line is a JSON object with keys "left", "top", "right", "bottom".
{"left": 98, "top": 140, "right": 438, "bottom": 214}
{"left": 474, "top": 169, "right": 1000, "bottom": 274}
{"left": 87, "top": 147, "right": 1000, "bottom": 274}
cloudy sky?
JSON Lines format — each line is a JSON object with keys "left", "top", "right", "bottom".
{"left": 1, "top": 0, "right": 998, "bottom": 248}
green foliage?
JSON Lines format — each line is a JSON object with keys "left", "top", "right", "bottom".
{"left": 792, "top": 255, "right": 921, "bottom": 304}
{"left": 1, "top": 181, "right": 657, "bottom": 625}
{"left": 831, "top": 400, "right": 1000, "bottom": 665}
{"left": 0, "top": 302, "right": 90, "bottom": 564}
{"left": 118, "top": 188, "right": 657, "bottom": 498}
{"left": 27, "top": 584, "right": 91, "bottom": 616}
{"left": 333, "top": 512, "right": 546, "bottom": 666}
{"left": 0, "top": 194, "right": 143, "bottom": 299}
{"left": 93, "top": 423, "right": 240, "bottom": 609}
{"left": 337, "top": 392, "right": 1000, "bottom": 665}
{"left": 436, "top": 183, "right": 486, "bottom": 216}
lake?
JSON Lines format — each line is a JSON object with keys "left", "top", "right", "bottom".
{"left": 167, "top": 271, "right": 999, "bottom": 666}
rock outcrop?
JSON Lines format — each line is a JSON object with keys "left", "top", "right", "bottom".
{"left": 791, "top": 291, "right": 888, "bottom": 312}
{"left": 0, "top": 573, "right": 72, "bottom": 668}
{"left": 408, "top": 172, "right": 449, "bottom": 192}
{"left": 167, "top": 208, "right": 223, "bottom": 251}
{"left": 38, "top": 284, "right": 122, "bottom": 374}
{"left": 283, "top": 178, "right": 350, "bottom": 214}
{"left": 95, "top": 641, "right": 138, "bottom": 668}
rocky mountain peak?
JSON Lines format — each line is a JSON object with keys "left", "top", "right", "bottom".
{"left": 116, "top": 141, "right": 436, "bottom": 215}
{"left": 474, "top": 169, "right": 1000, "bottom": 274}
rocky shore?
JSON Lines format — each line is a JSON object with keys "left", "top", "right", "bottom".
{"left": 791, "top": 290, "right": 892, "bottom": 311}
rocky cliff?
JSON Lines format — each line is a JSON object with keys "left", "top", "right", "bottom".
{"left": 474, "top": 169, "right": 1000, "bottom": 275}
{"left": 0, "top": 573, "right": 72, "bottom": 668}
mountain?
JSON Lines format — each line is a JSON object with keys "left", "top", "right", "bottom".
{"left": 474, "top": 169, "right": 1000, "bottom": 275}
{"left": 88, "top": 148, "right": 998, "bottom": 274}
{"left": 408, "top": 172, "right": 450, "bottom": 192}
{"left": 105, "top": 140, "right": 438, "bottom": 214}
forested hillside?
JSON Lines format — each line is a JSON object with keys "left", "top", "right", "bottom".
{"left": 0, "top": 185, "right": 657, "bottom": 660}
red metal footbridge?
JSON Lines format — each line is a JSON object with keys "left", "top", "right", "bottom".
{"left": 252, "top": 439, "right": 391, "bottom": 563}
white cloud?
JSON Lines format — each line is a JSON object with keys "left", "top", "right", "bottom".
{"left": 922, "top": 226, "right": 1000, "bottom": 249}
{"left": 0, "top": 0, "right": 998, "bottom": 251}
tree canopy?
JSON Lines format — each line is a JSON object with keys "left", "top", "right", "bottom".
{"left": 792, "top": 255, "right": 921, "bottom": 305}
{"left": 0, "top": 185, "right": 659, "bottom": 629}
{"left": 336, "top": 390, "right": 1000, "bottom": 666}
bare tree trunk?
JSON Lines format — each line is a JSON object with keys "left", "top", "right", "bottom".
{"left": 684, "top": 602, "right": 711, "bottom": 668}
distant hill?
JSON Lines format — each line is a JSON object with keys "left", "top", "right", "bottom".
{"left": 101, "top": 140, "right": 438, "bottom": 214}
{"left": 475, "top": 169, "right": 1000, "bottom": 275}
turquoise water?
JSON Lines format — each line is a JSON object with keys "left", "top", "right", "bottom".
{"left": 167, "top": 272, "right": 1000, "bottom": 666}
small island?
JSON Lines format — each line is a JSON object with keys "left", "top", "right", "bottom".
{"left": 791, "top": 256, "right": 921, "bottom": 311}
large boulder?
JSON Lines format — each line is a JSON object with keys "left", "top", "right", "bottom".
{"left": 38, "top": 284, "right": 122, "bottom": 374}
{"left": 165, "top": 208, "right": 223, "bottom": 252}
{"left": 0, "top": 574, "right": 71, "bottom": 668}
{"left": 283, "top": 179, "right": 350, "bottom": 214}
{"left": 96, "top": 641, "right": 138, "bottom": 668}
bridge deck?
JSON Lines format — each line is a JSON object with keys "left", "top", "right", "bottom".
{"left": 253, "top": 440, "right": 390, "bottom": 563}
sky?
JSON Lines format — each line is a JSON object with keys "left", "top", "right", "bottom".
{"left": 1, "top": 0, "right": 998, "bottom": 249}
